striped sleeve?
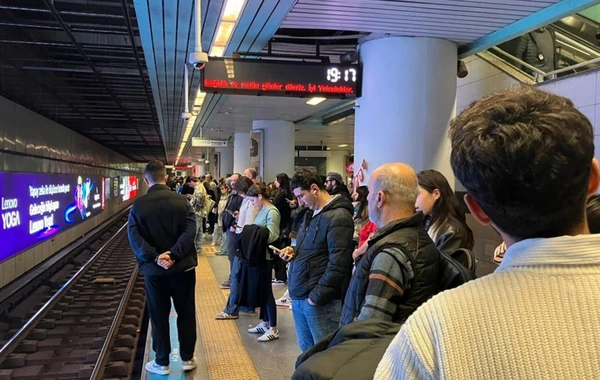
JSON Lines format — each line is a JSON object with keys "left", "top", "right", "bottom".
{"left": 357, "top": 247, "right": 413, "bottom": 322}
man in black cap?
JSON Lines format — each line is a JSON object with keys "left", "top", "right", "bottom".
{"left": 325, "top": 172, "right": 353, "bottom": 202}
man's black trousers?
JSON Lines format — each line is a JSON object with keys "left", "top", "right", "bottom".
{"left": 144, "top": 269, "right": 197, "bottom": 366}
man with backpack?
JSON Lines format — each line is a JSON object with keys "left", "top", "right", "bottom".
{"left": 341, "top": 163, "right": 440, "bottom": 325}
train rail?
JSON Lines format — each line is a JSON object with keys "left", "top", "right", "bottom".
{"left": 0, "top": 213, "right": 146, "bottom": 379}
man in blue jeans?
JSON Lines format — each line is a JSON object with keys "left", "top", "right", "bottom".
{"left": 279, "top": 169, "right": 354, "bottom": 352}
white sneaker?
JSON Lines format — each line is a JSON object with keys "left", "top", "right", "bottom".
{"left": 145, "top": 360, "right": 170, "bottom": 375}
{"left": 182, "top": 357, "right": 197, "bottom": 371}
{"left": 257, "top": 327, "right": 280, "bottom": 342}
{"left": 248, "top": 321, "right": 269, "bottom": 334}
{"left": 276, "top": 296, "right": 291, "bottom": 307}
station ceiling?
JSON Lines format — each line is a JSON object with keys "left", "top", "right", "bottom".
{"left": 0, "top": 0, "right": 164, "bottom": 162}
{"left": 0, "top": 0, "right": 584, "bottom": 164}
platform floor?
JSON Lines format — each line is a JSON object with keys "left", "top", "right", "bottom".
{"left": 142, "top": 244, "right": 300, "bottom": 379}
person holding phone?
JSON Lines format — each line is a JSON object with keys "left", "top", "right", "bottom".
{"left": 279, "top": 169, "right": 354, "bottom": 352}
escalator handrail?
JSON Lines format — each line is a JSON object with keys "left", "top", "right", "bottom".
{"left": 544, "top": 55, "right": 600, "bottom": 77}
{"left": 489, "top": 47, "right": 546, "bottom": 76}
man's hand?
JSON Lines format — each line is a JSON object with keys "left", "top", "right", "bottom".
{"left": 233, "top": 211, "right": 240, "bottom": 219}
{"left": 278, "top": 246, "right": 295, "bottom": 262}
{"left": 157, "top": 252, "right": 174, "bottom": 269}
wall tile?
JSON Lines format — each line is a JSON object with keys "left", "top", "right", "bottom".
{"left": 3, "top": 258, "right": 16, "bottom": 286}
{"left": 579, "top": 105, "right": 596, "bottom": 127}
{"left": 553, "top": 72, "right": 596, "bottom": 108}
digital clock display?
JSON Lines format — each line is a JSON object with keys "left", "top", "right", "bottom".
{"left": 201, "top": 58, "right": 361, "bottom": 98}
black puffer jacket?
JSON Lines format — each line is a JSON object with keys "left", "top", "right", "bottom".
{"left": 288, "top": 195, "right": 354, "bottom": 305}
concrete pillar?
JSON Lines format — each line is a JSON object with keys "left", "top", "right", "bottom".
{"left": 252, "top": 120, "right": 295, "bottom": 182}
{"left": 233, "top": 132, "right": 250, "bottom": 175}
{"left": 216, "top": 147, "right": 234, "bottom": 178}
{"left": 326, "top": 150, "right": 348, "bottom": 181}
{"left": 354, "top": 36, "right": 457, "bottom": 186}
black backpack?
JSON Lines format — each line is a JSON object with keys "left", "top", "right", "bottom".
{"left": 437, "top": 248, "right": 477, "bottom": 292}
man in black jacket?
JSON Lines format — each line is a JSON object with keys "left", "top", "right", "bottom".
{"left": 127, "top": 161, "right": 197, "bottom": 376}
{"left": 340, "top": 163, "right": 440, "bottom": 325}
{"left": 325, "top": 172, "right": 353, "bottom": 202}
{"left": 278, "top": 169, "right": 354, "bottom": 352}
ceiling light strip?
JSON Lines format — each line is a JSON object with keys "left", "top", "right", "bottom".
{"left": 176, "top": 0, "right": 246, "bottom": 164}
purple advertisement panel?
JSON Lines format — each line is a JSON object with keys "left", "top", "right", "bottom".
{"left": 0, "top": 172, "right": 105, "bottom": 261}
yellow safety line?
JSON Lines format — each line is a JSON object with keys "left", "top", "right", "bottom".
{"left": 195, "top": 254, "right": 260, "bottom": 380}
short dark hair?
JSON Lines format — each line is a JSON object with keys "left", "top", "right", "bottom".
{"left": 145, "top": 160, "right": 167, "bottom": 183}
{"left": 587, "top": 195, "right": 600, "bottom": 234}
{"left": 292, "top": 169, "right": 325, "bottom": 191}
{"left": 450, "top": 86, "right": 594, "bottom": 239}
{"left": 234, "top": 176, "right": 253, "bottom": 194}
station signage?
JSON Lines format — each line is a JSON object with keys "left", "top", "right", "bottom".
{"left": 0, "top": 172, "right": 106, "bottom": 261}
{"left": 191, "top": 138, "right": 228, "bottom": 148}
{"left": 201, "top": 58, "right": 361, "bottom": 98}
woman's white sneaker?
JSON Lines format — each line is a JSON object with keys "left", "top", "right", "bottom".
{"left": 248, "top": 321, "right": 269, "bottom": 334}
{"left": 257, "top": 327, "right": 279, "bottom": 342}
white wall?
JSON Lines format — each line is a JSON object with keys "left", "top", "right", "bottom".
{"left": 538, "top": 71, "right": 600, "bottom": 162}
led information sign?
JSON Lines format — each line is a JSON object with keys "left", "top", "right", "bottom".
{"left": 201, "top": 58, "right": 361, "bottom": 98}
{"left": 0, "top": 172, "right": 106, "bottom": 261}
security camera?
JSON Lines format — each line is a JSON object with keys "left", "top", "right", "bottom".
{"left": 189, "top": 51, "right": 209, "bottom": 69}
{"left": 204, "top": 159, "right": 210, "bottom": 164}
{"left": 181, "top": 112, "right": 192, "bottom": 120}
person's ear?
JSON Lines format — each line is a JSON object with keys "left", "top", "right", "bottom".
{"left": 587, "top": 158, "right": 600, "bottom": 196}
{"left": 377, "top": 191, "right": 384, "bottom": 208}
{"left": 464, "top": 193, "right": 491, "bottom": 226}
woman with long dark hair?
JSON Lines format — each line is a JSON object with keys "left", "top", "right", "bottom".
{"left": 415, "top": 169, "right": 474, "bottom": 254}
{"left": 352, "top": 185, "right": 370, "bottom": 241}
{"left": 272, "top": 173, "right": 293, "bottom": 284}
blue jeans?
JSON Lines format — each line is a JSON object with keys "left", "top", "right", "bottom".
{"left": 292, "top": 299, "right": 342, "bottom": 352}
{"left": 194, "top": 215, "right": 203, "bottom": 252}
{"left": 224, "top": 256, "right": 242, "bottom": 315}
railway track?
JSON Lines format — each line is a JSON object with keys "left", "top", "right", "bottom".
{"left": 0, "top": 215, "right": 146, "bottom": 380}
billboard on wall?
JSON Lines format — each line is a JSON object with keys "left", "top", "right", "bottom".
{"left": 121, "top": 176, "right": 138, "bottom": 202}
{"left": 0, "top": 172, "right": 106, "bottom": 261}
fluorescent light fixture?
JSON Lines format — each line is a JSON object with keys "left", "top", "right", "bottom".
{"left": 222, "top": 0, "right": 245, "bottom": 21}
{"left": 338, "top": 144, "right": 349, "bottom": 148}
{"left": 306, "top": 97, "right": 326, "bottom": 106}
{"left": 326, "top": 147, "right": 331, "bottom": 150}
{"left": 209, "top": 0, "right": 246, "bottom": 57}
{"left": 178, "top": 0, "right": 245, "bottom": 163}
{"left": 209, "top": 45, "right": 225, "bottom": 58}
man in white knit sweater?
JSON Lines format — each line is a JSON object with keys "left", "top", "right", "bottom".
{"left": 375, "top": 87, "right": 600, "bottom": 380}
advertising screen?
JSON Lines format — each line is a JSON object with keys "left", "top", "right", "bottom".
{"left": 121, "top": 176, "right": 138, "bottom": 202}
{"left": 0, "top": 172, "right": 104, "bottom": 261}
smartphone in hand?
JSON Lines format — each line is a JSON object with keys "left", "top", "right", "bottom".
{"left": 269, "top": 245, "right": 293, "bottom": 257}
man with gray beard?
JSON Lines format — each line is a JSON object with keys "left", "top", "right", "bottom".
{"left": 340, "top": 163, "right": 440, "bottom": 325}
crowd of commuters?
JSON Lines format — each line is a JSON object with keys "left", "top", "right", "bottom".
{"left": 128, "top": 86, "right": 600, "bottom": 379}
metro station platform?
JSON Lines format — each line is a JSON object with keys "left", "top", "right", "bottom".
{"left": 142, "top": 245, "right": 300, "bottom": 380}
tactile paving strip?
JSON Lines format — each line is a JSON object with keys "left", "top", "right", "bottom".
{"left": 195, "top": 255, "right": 260, "bottom": 380}
{"left": 202, "top": 246, "right": 217, "bottom": 257}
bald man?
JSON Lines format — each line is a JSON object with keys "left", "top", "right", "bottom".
{"left": 340, "top": 163, "right": 440, "bottom": 325}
